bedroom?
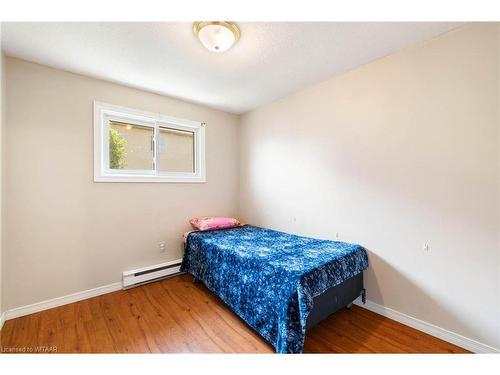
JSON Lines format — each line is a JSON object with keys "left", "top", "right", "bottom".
{"left": 0, "top": 0, "right": 499, "bottom": 373}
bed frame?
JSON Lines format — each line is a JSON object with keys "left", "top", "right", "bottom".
{"left": 305, "top": 272, "right": 366, "bottom": 329}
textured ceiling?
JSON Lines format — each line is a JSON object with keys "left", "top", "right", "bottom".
{"left": 1, "top": 22, "right": 463, "bottom": 114}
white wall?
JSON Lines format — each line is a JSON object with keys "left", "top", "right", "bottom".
{"left": 0, "top": 27, "right": 4, "bottom": 321}
{"left": 239, "top": 23, "right": 500, "bottom": 349}
{"left": 498, "top": 24, "right": 500, "bottom": 349}
{"left": 3, "top": 57, "right": 240, "bottom": 310}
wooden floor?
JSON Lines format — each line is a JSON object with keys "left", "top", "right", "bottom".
{"left": 0, "top": 274, "right": 469, "bottom": 354}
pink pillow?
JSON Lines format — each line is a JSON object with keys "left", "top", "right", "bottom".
{"left": 189, "top": 217, "right": 241, "bottom": 231}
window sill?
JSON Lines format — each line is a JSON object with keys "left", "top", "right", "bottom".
{"left": 94, "top": 174, "right": 206, "bottom": 183}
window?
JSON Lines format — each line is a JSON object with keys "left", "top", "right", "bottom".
{"left": 94, "top": 102, "right": 205, "bottom": 182}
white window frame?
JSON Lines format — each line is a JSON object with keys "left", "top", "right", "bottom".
{"left": 94, "top": 101, "right": 206, "bottom": 183}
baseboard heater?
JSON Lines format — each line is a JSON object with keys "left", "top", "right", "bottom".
{"left": 122, "top": 259, "right": 183, "bottom": 288}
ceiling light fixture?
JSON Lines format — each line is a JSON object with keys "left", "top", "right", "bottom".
{"left": 193, "top": 21, "right": 240, "bottom": 53}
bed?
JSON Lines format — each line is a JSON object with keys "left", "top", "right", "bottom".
{"left": 180, "top": 225, "right": 369, "bottom": 353}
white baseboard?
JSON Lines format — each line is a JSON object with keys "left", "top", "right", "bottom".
{"left": 0, "top": 311, "right": 5, "bottom": 330}
{"left": 4, "top": 282, "right": 122, "bottom": 321}
{"left": 354, "top": 298, "right": 499, "bottom": 354}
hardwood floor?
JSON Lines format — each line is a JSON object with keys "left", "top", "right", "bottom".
{"left": 0, "top": 274, "right": 469, "bottom": 354}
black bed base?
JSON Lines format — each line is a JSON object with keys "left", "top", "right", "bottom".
{"left": 305, "top": 272, "right": 365, "bottom": 330}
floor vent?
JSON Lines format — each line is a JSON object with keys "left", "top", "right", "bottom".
{"left": 122, "top": 259, "right": 183, "bottom": 288}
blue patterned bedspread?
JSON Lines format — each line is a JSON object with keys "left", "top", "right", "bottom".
{"left": 180, "top": 225, "right": 368, "bottom": 353}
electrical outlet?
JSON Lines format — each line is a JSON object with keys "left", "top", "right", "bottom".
{"left": 423, "top": 243, "right": 430, "bottom": 252}
{"left": 158, "top": 241, "right": 166, "bottom": 253}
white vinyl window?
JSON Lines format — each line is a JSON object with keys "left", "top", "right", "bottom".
{"left": 94, "top": 102, "right": 205, "bottom": 183}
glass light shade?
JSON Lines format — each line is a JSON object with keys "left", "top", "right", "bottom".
{"left": 194, "top": 22, "right": 239, "bottom": 53}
